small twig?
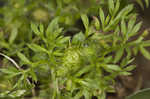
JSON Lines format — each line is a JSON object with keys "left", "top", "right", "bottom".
{"left": 0, "top": 52, "right": 35, "bottom": 94}
{"left": 0, "top": 53, "right": 31, "bottom": 83}
{"left": 0, "top": 52, "right": 21, "bottom": 70}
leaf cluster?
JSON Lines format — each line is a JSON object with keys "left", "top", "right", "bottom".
{"left": 0, "top": 0, "right": 150, "bottom": 99}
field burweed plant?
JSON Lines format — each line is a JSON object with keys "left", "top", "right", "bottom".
{"left": 0, "top": 0, "right": 150, "bottom": 99}
{"left": 0, "top": 0, "right": 103, "bottom": 57}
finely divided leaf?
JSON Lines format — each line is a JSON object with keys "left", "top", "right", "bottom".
{"left": 99, "top": 8, "right": 105, "bottom": 29}
{"left": 129, "top": 22, "right": 142, "bottom": 37}
{"left": 113, "top": 0, "right": 120, "bottom": 16}
{"left": 46, "top": 17, "right": 59, "bottom": 37}
{"left": 58, "top": 36, "right": 70, "bottom": 44}
{"left": 72, "top": 32, "right": 85, "bottom": 44}
{"left": 107, "top": 64, "right": 122, "bottom": 71}
{"left": 108, "top": 0, "right": 115, "bottom": 15}
{"left": 140, "top": 46, "right": 150, "bottom": 60}
{"left": 9, "top": 28, "right": 18, "bottom": 44}
{"left": 81, "top": 14, "right": 89, "bottom": 30}
{"left": 31, "top": 22, "right": 40, "bottom": 35}
{"left": 114, "top": 48, "right": 124, "bottom": 63}
{"left": 27, "top": 44, "right": 48, "bottom": 53}
{"left": 124, "top": 65, "right": 136, "bottom": 71}
{"left": 17, "top": 52, "right": 31, "bottom": 64}
{"left": 121, "top": 19, "right": 126, "bottom": 35}
{"left": 93, "top": 16, "right": 100, "bottom": 30}
{"left": 39, "top": 23, "right": 44, "bottom": 33}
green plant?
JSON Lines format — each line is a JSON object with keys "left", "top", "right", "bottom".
{"left": 135, "top": 0, "right": 149, "bottom": 9}
{"left": 1, "top": 0, "right": 150, "bottom": 99}
{"left": 127, "top": 88, "right": 150, "bottom": 99}
{"left": 0, "top": 0, "right": 104, "bottom": 57}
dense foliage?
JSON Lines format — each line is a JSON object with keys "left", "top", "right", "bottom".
{"left": 0, "top": 0, "right": 150, "bottom": 99}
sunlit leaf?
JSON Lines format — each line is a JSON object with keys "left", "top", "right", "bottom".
{"left": 121, "top": 19, "right": 126, "bottom": 35}
{"left": 140, "top": 46, "right": 150, "bottom": 60}
{"left": 46, "top": 17, "right": 59, "bottom": 37}
{"left": 58, "top": 36, "right": 70, "bottom": 44}
{"left": 72, "top": 32, "right": 85, "bottom": 44}
{"left": 27, "top": 44, "right": 49, "bottom": 54}
{"left": 105, "top": 15, "right": 110, "bottom": 26}
{"left": 9, "top": 90, "right": 26, "bottom": 98}
{"left": 81, "top": 14, "right": 89, "bottom": 31}
{"left": 39, "top": 23, "right": 44, "bottom": 33}
{"left": 108, "top": 0, "right": 114, "bottom": 15}
{"left": 99, "top": 8, "right": 105, "bottom": 30}
{"left": 113, "top": 48, "right": 124, "bottom": 63}
{"left": 29, "top": 69, "right": 37, "bottom": 82}
{"left": 124, "top": 65, "right": 136, "bottom": 71}
{"left": 113, "top": 0, "right": 120, "bottom": 16}
{"left": 9, "top": 28, "right": 18, "bottom": 44}
{"left": 129, "top": 22, "right": 142, "bottom": 37}
{"left": 31, "top": 22, "right": 40, "bottom": 35}
{"left": 93, "top": 16, "right": 100, "bottom": 30}
{"left": 106, "top": 64, "right": 122, "bottom": 71}
{"left": 17, "top": 52, "right": 31, "bottom": 64}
